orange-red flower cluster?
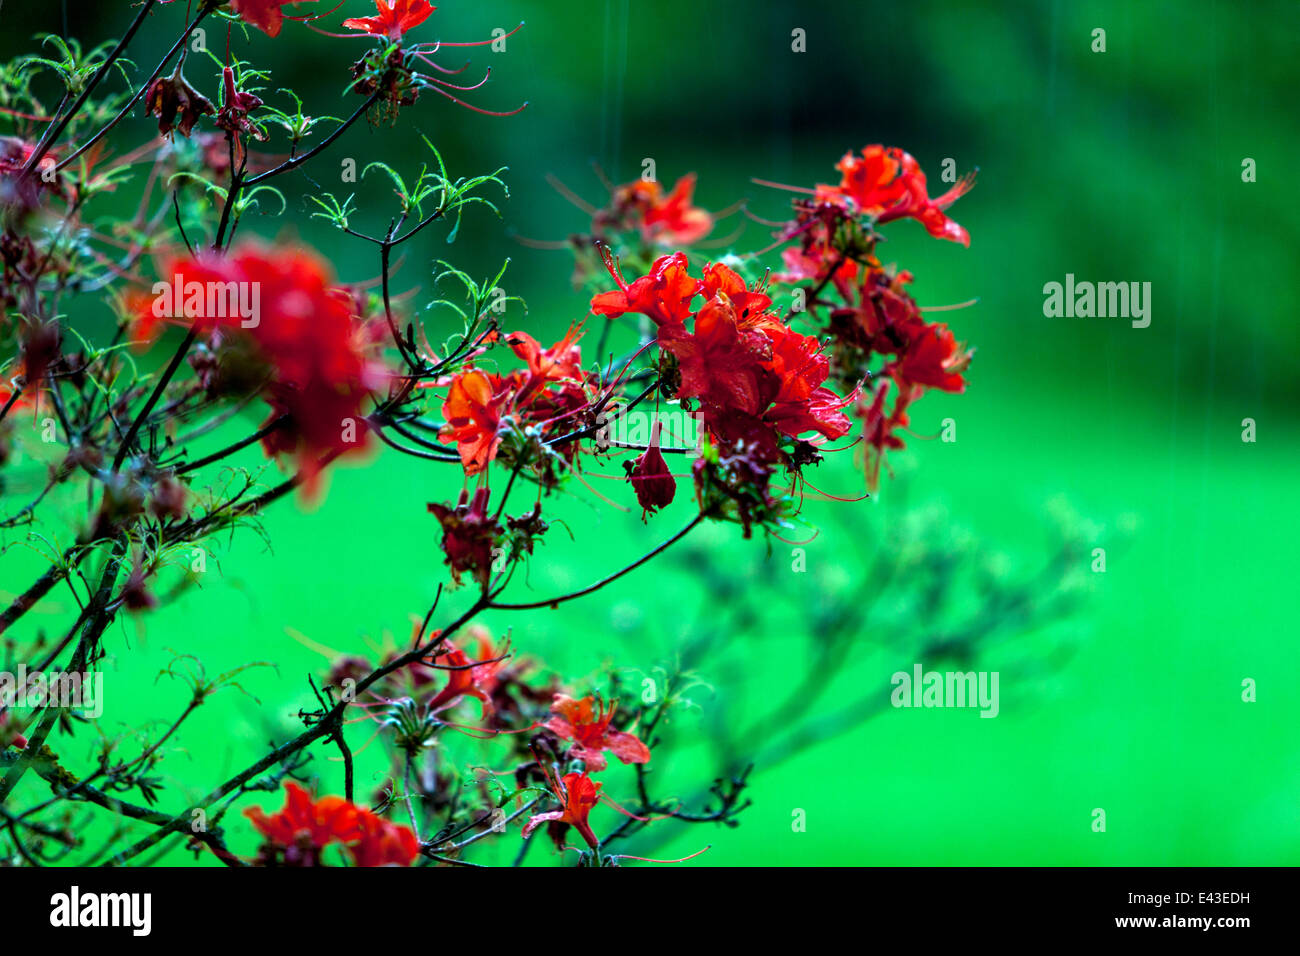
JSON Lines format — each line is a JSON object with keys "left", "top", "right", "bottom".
{"left": 592, "top": 254, "right": 852, "bottom": 468}
{"left": 245, "top": 781, "right": 418, "bottom": 866}
{"left": 437, "top": 326, "right": 594, "bottom": 475}
{"left": 776, "top": 146, "right": 976, "bottom": 489}
{"left": 521, "top": 693, "right": 651, "bottom": 851}
{"left": 543, "top": 693, "right": 651, "bottom": 772}
{"left": 819, "top": 144, "right": 975, "bottom": 247}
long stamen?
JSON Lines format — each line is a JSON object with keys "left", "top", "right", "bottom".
{"left": 288, "top": 0, "right": 346, "bottom": 23}
{"left": 545, "top": 173, "right": 599, "bottom": 215}
{"left": 420, "top": 81, "right": 528, "bottom": 116}
{"left": 613, "top": 846, "right": 712, "bottom": 864}
{"left": 426, "top": 68, "right": 492, "bottom": 93}
{"left": 434, "top": 22, "right": 525, "bottom": 47}
{"left": 751, "top": 177, "right": 817, "bottom": 194}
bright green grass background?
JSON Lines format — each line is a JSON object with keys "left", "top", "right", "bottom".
{"left": 2, "top": 0, "right": 1297, "bottom": 864}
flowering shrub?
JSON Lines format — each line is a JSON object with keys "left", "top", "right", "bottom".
{"left": 0, "top": 1, "right": 979, "bottom": 867}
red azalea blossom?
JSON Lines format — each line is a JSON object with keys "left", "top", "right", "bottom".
{"left": 245, "top": 782, "right": 418, "bottom": 867}
{"left": 144, "top": 241, "right": 388, "bottom": 498}
{"left": 659, "top": 292, "right": 773, "bottom": 418}
{"left": 592, "top": 258, "right": 852, "bottom": 463}
{"left": 829, "top": 265, "right": 925, "bottom": 356}
{"left": 640, "top": 174, "right": 713, "bottom": 246}
{"left": 348, "top": 809, "right": 423, "bottom": 866}
{"left": 437, "top": 327, "right": 597, "bottom": 475}
{"left": 343, "top": 0, "right": 436, "bottom": 40}
{"left": 760, "top": 322, "right": 853, "bottom": 441}
{"left": 887, "top": 322, "right": 973, "bottom": 393}
{"left": 468, "top": 629, "right": 553, "bottom": 719}
{"left": 227, "top": 0, "right": 318, "bottom": 39}
{"left": 543, "top": 693, "right": 651, "bottom": 771}
{"left": 828, "top": 145, "right": 975, "bottom": 246}
{"left": 702, "top": 260, "right": 773, "bottom": 318}
{"left": 438, "top": 368, "right": 510, "bottom": 474}
{"left": 590, "top": 250, "right": 702, "bottom": 330}
{"left": 505, "top": 324, "right": 586, "bottom": 408}
{"left": 522, "top": 771, "right": 602, "bottom": 849}
{"left": 423, "top": 640, "right": 499, "bottom": 715}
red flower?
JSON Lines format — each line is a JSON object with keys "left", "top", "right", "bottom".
{"left": 775, "top": 242, "right": 859, "bottom": 293}
{"left": 590, "top": 251, "right": 702, "bottom": 330}
{"left": 593, "top": 256, "right": 852, "bottom": 461}
{"left": 702, "top": 261, "right": 772, "bottom": 319}
{"left": 828, "top": 144, "right": 905, "bottom": 215}
{"left": 829, "top": 266, "right": 925, "bottom": 356}
{"left": 602, "top": 174, "right": 713, "bottom": 247}
{"left": 642, "top": 174, "right": 713, "bottom": 245}
{"left": 829, "top": 145, "right": 975, "bottom": 246}
{"left": 857, "top": 380, "right": 914, "bottom": 493}
{"left": 615, "top": 174, "right": 714, "bottom": 246}
{"left": 343, "top": 0, "right": 436, "bottom": 40}
{"left": 543, "top": 693, "right": 651, "bottom": 772}
{"left": 467, "top": 629, "right": 552, "bottom": 720}
{"left": 626, "top": 422, "right": 676, "bottom": 519}
{"left": 760, "top": 323, "right": 853, "bottom": 441}
{"left": 245, "top": 782, "right": 357, "bottom": 862}
{"left": 244, "top": 782, "right": 418, "bottom": 867}
{"left": 427, "top": 486, "right": 501, "bottom": 587}
{"left": 660, "top": 292, "right": 771, "bottom": 414}
{"left": 663, "top": 293, "right": 850, "bottom": 448}
{"left": 438, "top": 369, "right": 510, "bottom": 474}
{"left": 522, "top": 771, "right": 602, "bottom": 849}
{"left": 505, "top": 324, "right": 586, "bottom": 408}
{"left": 348, "top": 809, "right": 422, "bottom": 867}
{"left": 227, "top": 0, "right": 317, "bottom": 39}
{"left": 147, "top": 241, "right": 388, "bottom": 498}
{"left": 423, "top": 640, "right": 498, "bottom": 715}
{"left": 888, "top": 322, "right": 972, "bottom": 393}
{"left": 435, "top": 328, "right": 597, "bottom": 476}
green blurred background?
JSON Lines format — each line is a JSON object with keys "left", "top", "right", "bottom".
{"left": 2, "top": 0, "right": 1297, "bottom": 865}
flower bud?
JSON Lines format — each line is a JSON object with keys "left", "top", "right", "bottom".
{"left": 626, "top": 422, "right": 676, "bottom": 519}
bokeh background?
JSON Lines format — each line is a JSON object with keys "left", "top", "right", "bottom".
{"left": 2, "top": 0, "right": 1297, "bottom": 865}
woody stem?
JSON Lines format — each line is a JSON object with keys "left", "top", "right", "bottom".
{"left": 23, "top": 0, "right": 160, "bottom": 174}
{"left": 53, "top": 6, "right": 211, "bottom": 173}
{"left": 489, "top": 511, "right": 708, "bottom": 611}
